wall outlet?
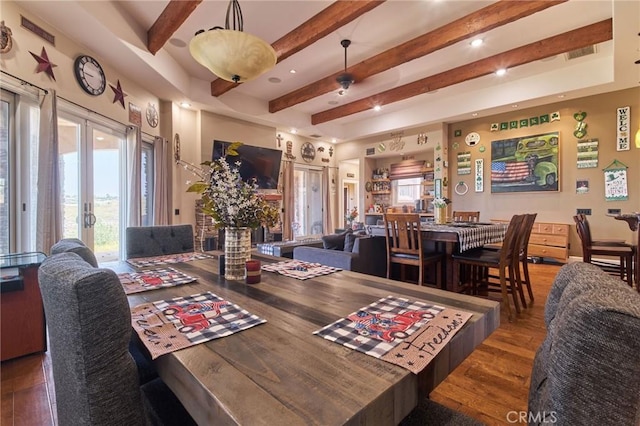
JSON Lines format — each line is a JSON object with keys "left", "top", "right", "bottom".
{"left": 607, "top": 208, "right": 621, "bottom": 215}
{"left": 576, "top": 208, "right": 591, "bottom": 215}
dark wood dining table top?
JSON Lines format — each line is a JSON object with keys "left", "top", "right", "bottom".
{"left": 118, "top": 252, "right": 500, "bottom": 426}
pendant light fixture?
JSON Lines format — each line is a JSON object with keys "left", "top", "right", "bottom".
{"left": 336, "top": 39, "right": 354, "bottom": 91}
{"left": 189, "top": 0, "right": 277, "bottom": 83}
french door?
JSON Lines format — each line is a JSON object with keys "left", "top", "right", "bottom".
{"left": 58, "top": 113, "right": 126, "bottom": 262}
{"left": 293, "top": 168, "right": 324, "bottom": 236}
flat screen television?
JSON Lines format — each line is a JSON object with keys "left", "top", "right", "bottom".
{"left": 212, "top": 140, "right": 282, "bottom": 190}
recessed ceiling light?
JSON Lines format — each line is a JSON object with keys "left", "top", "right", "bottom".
{"left": 557, "top": 94, "right": 566, "bottom": 98}
{"left": 511, "top": 104, "right": 519, "bottom": 108}
{"left": 291, "top": 129, "right": 297, "bottom": 134}
{"left": 373, "top": 105, "right": 382, "bottom": 112}
{"left": 470, "top": 38, "right": 483, "bottom": 47}
{"left": 331, "top": 138, "right": 337, "bottom": 143}
{"left": 328, "top": 100, "right": 339, "bottom": 105}
{"left": 496, "top": 68, "right": 507, "bottom": 76}
{"left": 180, "top": 102, "right": 191, "bottom": 108}
{"left": 268, "top": 77, "right": 281, "bottom": 83}
{"left": 472, "top": 113, "right": 478, "bottom": 117}
{"left": 289, "top": 69, "right": 296, "bottom": 74}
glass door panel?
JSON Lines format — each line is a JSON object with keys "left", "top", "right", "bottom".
{"left": 57, "top": 115, "right": 125, "bottom": 262}
{"left": 293, "top": 168, "right": 323, "bottom": 236}
{"left": 58, "top": 117, "right": 81, "bottom": 240}
{"left": 90, "top": 127, "right": 122, "bottom": 262}
{"left": 0, "top": 96, "right": 10, "bottom": 253}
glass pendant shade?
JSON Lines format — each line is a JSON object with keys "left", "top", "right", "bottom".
{"left": 189, "top": 29, "right": 277, "bottom": 83}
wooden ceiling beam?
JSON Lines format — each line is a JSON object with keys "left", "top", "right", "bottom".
{"left": 311, "top": 19, "right": 612, "bottom": 125}
{"left": 270, "top": 0, "right": 567, "bottom": 114}
{"left": 210, "top": 0, "right": 386, "bottom": 96}
{"left": 147, "top": 0, "right": 202, "bottom": 55}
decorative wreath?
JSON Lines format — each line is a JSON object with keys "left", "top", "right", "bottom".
{"left": 0, "top": 21, "right": 13, "bottom": 54}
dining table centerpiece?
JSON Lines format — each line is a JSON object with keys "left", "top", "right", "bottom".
{"left": 186, "top": 142, "right": 279, "bottom": 280}
{"left": 432, "top": 197, "right": 451, "bottom": 224}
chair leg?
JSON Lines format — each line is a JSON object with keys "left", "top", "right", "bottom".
{"left": 508, "top": 265, "right": 522, "bottom": 314}
{"left": 521, "top": 259, "right": 534, "bottom": 302}
{"left": 418, "top": 265, "right": 423, "bottom": 286}
{"left": 513, "top": 263, "right": 527, "bottom": 309}
{"left": 499, "top": 268, "right": 513, "bottom": 322}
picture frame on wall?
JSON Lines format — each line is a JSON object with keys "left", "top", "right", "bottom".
{"left": 490, "top": 132, "right": 560, "bottom": 193}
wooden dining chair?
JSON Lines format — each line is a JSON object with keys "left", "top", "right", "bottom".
{"left": 572, "top": 214, "right": 630, "bottom": 246}
{"left": 515, "top": 213, "right": 538, "bottom": 306}
{"left": 452, "top": 214, "right": 525, "bottom": 321}
{"left": 452, "top": 211, "right": 480, "bottom": 222}
{"left": 574, "top": 215, "right": 634, "bottom": 286}
{"left": 383, "top": 213, "right": 443, "bottom": 287}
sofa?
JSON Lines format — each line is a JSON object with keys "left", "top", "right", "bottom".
{"left": 293, "top": 231, "right": 387, "bottom": 277}
{"left": 528, "top": 262, "right": 640, "bottom": 425}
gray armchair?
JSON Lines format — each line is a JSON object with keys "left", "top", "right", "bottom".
{"left": 38, "top": 252, "right": 196, "bottom": 426}
{"left": 126, "top": 224, "right": 194, "bottom": 259}
{"left": 528, "top": 262, "right": 640, "bottom": 425}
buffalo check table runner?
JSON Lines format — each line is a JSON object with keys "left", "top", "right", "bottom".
{"left": 422, "top": 223, "right": 508, "bottom": 252}
{"left": 314, "top": 296, "right": 472, "bottom": 374}
{"left": 126, "top": 252, "right": 213, "bottom": 268}
{"left": 131, "top": 292, "right": 266, "bottom": 359}
{"left": 118, "top": 267, "right": 196, "bottom": 294}
{"left": 261, "top": 260, "right": 341, "bottom": 280}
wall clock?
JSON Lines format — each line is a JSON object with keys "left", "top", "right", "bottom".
{"left": 465, "top": 132, "right": 480, "bottom": 147}
{"left": 146, "top": 103, "right": 159, "bottom": 128}
{"left": 74, "top": 55, "right": 106, "bottom": 96}
{"left": 301, "top": 142, "right": 315, "bottom": 162}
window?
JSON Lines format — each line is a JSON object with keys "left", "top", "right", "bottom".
{"left": 392, "top": 177, "right": 422, "bottom": 205}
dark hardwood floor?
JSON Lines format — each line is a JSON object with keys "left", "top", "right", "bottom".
{"left": 1, "top": 263, "right": 560, "bottom": 426}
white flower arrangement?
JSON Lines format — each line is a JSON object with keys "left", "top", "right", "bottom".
{"left": 432, "top": 197, "right": 451, "bottom": 208}
{"left": 185, "top": 143, "right": 279, "bottom": 230}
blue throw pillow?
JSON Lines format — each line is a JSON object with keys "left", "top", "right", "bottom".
{"left": 343, "top": 233, "right": 358, "bottom": 252}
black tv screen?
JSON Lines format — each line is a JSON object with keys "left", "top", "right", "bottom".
{"left": 212, "top": 140, "right": 282, "bottom": 189}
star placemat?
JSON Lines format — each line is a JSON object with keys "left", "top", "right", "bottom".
{"left": 131, "top": 291, "right": 266, "bottom": 359}
{"left": 126, "top": 251, "right": 213, "bottom": 268}
{"left": 261, "top": 260, "right": 341, "bottom": 280}
{"left": 118, "top": 267, "right": 196, "bottom": 294}
{"left": 313, "top": 296, "right": 472, "bottom": 374}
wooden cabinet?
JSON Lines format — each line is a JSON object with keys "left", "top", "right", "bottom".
{"left": 1, "top": 252, "right": 47, "bottom": 361}
{"left": 492, "top": 220, "right": 569, "bottom": 263}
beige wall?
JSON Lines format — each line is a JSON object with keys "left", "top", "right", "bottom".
{"left": 0, "top": 1, "right": 160, "bottom": 135}
{"left": 447, "top": 87, "right": 639, "bottom": 257}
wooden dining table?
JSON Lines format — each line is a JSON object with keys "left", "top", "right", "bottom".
{"left": 369, "top": 222, "right": 508, "bottom": 292}
{"left": 118, "top": 252, "right": 500, "bottom": 426}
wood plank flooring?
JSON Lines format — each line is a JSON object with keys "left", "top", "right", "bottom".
{"left": 0, "top": 263, "right": 560, "bottom": 426}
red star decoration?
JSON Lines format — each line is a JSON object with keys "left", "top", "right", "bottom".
{"left": 109, "top": 79, "right": 127, "bottom": 108}
{"left": 29, "top": 47, "right": 57, "bottom": 81}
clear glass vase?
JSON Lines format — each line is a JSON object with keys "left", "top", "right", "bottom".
{"left": 224, "top": 227, "right": 252, "bottom": 280}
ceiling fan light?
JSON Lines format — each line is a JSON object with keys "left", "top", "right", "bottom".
{"left": 336, "top": 73, "right": 354, "bottom": 90}
{"left": 189, "top": 29, "right": 276, "bottom": 83}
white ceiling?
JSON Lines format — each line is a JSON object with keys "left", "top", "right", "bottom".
{"left": 15, "top": 0, "right": 640, "bottom": 142}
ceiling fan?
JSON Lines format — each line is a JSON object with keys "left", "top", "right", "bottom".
{"left": 336, "top": 39, "right": 354, "bottom": 92}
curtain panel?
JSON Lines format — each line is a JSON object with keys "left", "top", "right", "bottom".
{"left": 126, "top": 126, "right": 141, "bottom": 227}
{"left": 36, "top": 90, "right": 61, "bottom": 253}
{"left": 153, "top": 136, "right": 172, "bottom": 225}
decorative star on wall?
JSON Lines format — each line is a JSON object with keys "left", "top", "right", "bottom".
{"left": 29, "top": 47, "right": 57, "bottom": 81}
{"left": 109, "top": 80, "right": 127, "bottom": 108}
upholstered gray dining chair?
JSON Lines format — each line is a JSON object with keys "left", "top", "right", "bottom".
{"left": 50, "top": 238, "right": 98, "bottom": 266}
{"left": 38, "top": 252, "right": 196, "bottom": 426}
{"left": 125, "top": 224, "right": 194, "bottom": 259}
